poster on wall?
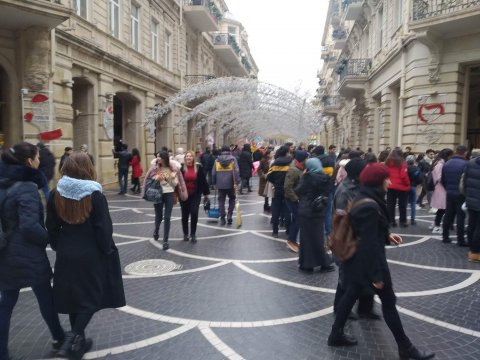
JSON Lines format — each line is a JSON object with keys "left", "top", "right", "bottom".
{"left": 103, "top": 104, "right": 114, "bottom": 140}
{"left": 416, "top": 94, "right": 447, "bottom": 145}
{"left": 22, "top": 90, "right": 62, "bottom": 141}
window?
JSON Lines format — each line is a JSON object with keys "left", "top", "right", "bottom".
{"left": 131, "top": 3, "right": 140, "bottom": 50}
{"left": 228, "top": 26, "right": 236, "bottom": 39}
{"left": 165, "top": 30, "right": 172, "bottom": 70}
{"left": 73, "top": 0, "right": 88, "bottom": 18}
{"left": 109, "top": 0, "right": 120, "bottom": 38}
{"left": 395, "top": 0, "right": 403, "bottom": 28}
{"left": 377, "top": 7, "right": 383, "bottom": 50}
{"left": 151, "top": 20, "right": 159, "bottom": 62}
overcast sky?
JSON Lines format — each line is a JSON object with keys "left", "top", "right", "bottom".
{"left": 225, "top": 0, "right": 329, "bottom": 98}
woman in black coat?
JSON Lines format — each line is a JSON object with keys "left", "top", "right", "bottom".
{"left": 328, "top": 163, "right": 434, "bottom": 360}
{"left": 180, "top": 151, "right": 210, "bottom": 243}
{"left": 294, "top": 158, "right": 334, "bottom": 272}
{"left": 0, "top": 142, "right": 65, "bottom": 360}
{"left": 46, "top": 152, "right": 125, "bottom": 359}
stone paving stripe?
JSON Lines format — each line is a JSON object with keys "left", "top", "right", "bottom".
{"left": 122, "top": 261, "right": 231, "bottom": 278}
{"left": 118, "top": 304, "right": 334, "bottom": 328}
{"left": 82, "top": 324, "right": 196, "bottom": 359}
{"left": 387, "top": 259, "right": 480, "bottom": 273}
{"left": 199, "top": 327, "right": 245, "bottom": 360}
{"left": 385, "top": 236, "right": 431, "bottom": 248}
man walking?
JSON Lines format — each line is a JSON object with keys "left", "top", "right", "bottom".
{"left": 200, "top": 146, "right": 215, "bottom": 189}
{"left": 112, "top": 144, "right": 132, "bottom": 195}
{"left": 212, "top": 145, "right": 240, "bottom": 225}
{"left": 441, "top": 145, "right": 468, "bottom": 246}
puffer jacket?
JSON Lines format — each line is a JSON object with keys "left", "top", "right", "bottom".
{"left": 266, "top": 156, "right": 292, "bottom": 198}
{"left": 386, "top": 160, "right": 410, "bottom": 192}
{"left": 464, "top": 156, "right": 480, "bottom": 211}
{"left": 0, "top": 162, "right": 52, "bottom": 290}
{"left": 284, "top": 160, "right": 303, "bottom": 202}
{"left": 212, "top": 152, "right": 240, "bottom": 190}
{"left": 441, "top": 155, "right": 468, "bottom": 195}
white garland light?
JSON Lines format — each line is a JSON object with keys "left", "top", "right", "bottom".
{"left": 144, "top": 77, "right": 324, "bottom": 141}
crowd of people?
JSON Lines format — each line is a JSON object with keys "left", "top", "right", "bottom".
{"left": 1, "top": 139, "right": 479, "bottom": 359}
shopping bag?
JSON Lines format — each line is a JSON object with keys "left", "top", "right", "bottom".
{"left": 235, "top": 199, "right": 242, "bottom": 228}
{"left": 207, "top": 189, "right": 220, "bottom": 219}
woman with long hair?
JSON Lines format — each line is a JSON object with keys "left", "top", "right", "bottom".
{"left": 143, "top": 151, "right": 187, "bottom": 250}
{"left": 130, "top": 148, "right": 143, "bottom": 193}
{"left": 46, "top": 152, "right": 125, "bottom": 359}
{"left": 0, "top": 142, "right": 65, "bottom": 360}
{"left": 385, "top": 148, "right": 410, "bottom": 227}
{"left": 257, "top": 149, "right": 272, "bottom": 211}
{"left": 429, "top": 148, "right": 454, "bottom": 234}
{"left": 180, "top": 151, "right": 210, "bottom": 243}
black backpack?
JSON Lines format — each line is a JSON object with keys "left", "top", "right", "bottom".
{"left": 425, "top": 171, "right": 436, "bottom": 192}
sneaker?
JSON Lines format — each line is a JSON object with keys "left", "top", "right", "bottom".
{"left": 220, "top": 217, "right": 226, "bottom": 225}
{"left": 190, "top": 235, "right": 197, "bottom": 244}
{"left": 286, "top": 240, "right": 299, "bottom": 253}
{"left": 428, "top": 223, "right": 435, "bottom": 230}
{"left": 227, "top": 218, "right": 233, "bottom": 225}
{"left": 183, "top": 235, "right": 189, "bottom": 242}
{"left": 410, "top": 219, "right": 417, "bottom": 225}
{"left": 429, "top": 207, "right": 438, "bottom": 214}
{"left": 162, "top": 242, "right": 169, "bottom": 251}
{"left": 415, "top": 205, "right": 422, "bottom": 210}
{"left": 319, "top": 265, "right": 335, "bottom": 273}
{"left": 432, "top": 226, "right": 442, "bottom": 234}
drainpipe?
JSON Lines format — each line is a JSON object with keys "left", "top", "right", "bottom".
{"left": 398, "top": 46, "right": 406, "bottom": 147}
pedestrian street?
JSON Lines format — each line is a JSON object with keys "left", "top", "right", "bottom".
{"left": 9, "top": 186, "right": 480, "bottom": 360}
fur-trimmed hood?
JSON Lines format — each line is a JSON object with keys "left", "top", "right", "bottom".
{"left": 0, "top": 162, "right": 46, "bottom": 189}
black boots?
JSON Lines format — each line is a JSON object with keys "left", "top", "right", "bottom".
{"left": 57, "top": 332, "right": 93, "bottom": 359}
{"left": 190, "top": 235, "right": 197, "bottom": 243}
{"left": 327, "top": 328, "right": 358, "bottom": 347}
{"left": 399, "top": 345, "right": 435, "bottom": 359}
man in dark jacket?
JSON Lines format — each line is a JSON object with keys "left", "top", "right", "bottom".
{"left": 112, "top": 144, "right": 132, "bottom": 195}
{"left": 463, "top": 149, "right": 480, "bottom": 262}
{"left": 37, "top": 142, "right": 55, "bottom": 199}
{"left": 266, "top": 146, "right": 292, "bottom": 237}
{"left": 200, "top": 146, "right": 215, "bottom": 189}
{"left": 59, "top": 146, "right": 73, "bottom": 172}
{"left": 238, "top": 143, "right": 253, "bottom": 194}
{"left": 212, "top": 145, "right": 240, "bottom": 225}
{"left": 441, "top": 145, "right": 468, "bottom": 246}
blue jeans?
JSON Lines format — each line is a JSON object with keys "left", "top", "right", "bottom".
{"left": 153, "top": 192, "right": 174, "bottom": 242}
{"left": 285, "top": 200, "right": 299, "bottom": 243}
{"left": 408, "top": 186, "right": 417, "bottom": 221}
{"left": 324, "top": 191, "right": 333, "bottom": 237}
{"left": 271, "top": 196, "right": 290, "bottom": 235}
{"left": 118, "top": 168, "right": 128, "bottom": 194}
{"left": 0, "top": 281, "right": 64, "bottom": 359}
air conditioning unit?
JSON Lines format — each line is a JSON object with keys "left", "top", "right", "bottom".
{"left": 214, "top": 34, "right": 227, "bottom": 45}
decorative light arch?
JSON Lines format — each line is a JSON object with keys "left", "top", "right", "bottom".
{"left": 145, "top": 77, "right": 324, "bottom": 142}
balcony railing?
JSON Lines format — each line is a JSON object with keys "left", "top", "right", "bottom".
{"left": 184, "top": 75, "right": 215, "bottom": 87}
{"left": 337, "top": 59, "right": 371, "bottom": 82}
{"left": 212, "top": 33, "right": 241, "bottom": 55}
{"left": 412, "top": 0, "right": 480, "bottom": 21}
{"left": 332, "top": 28, "right": 347, "bottom": 40}
{"left": 321, "top": 95, "right": 341, "bottom": 110}
{"left": 184, "top": 0, "right": 222, "bottom": 23}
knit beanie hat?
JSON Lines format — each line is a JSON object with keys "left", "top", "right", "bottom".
{"left": 294, "top": 150, "right": 309, "bottom": 163}
{"left": 360, "top": 163, "right": 389, "bottom": 187}
{"left": 345, "top": 158, "right": 367, "bottom": 181}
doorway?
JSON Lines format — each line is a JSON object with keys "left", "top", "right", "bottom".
{"left": 0, "top": 65, "right": 9, "bottom": 148}
{"left": 72, "top": 77, "right": 94, "bottom": 151}
{"left": 113, "top": 93, "right": 140, "bottom": 151}
{"left": 467, "top": 66, "right": 480, "bottom": 149}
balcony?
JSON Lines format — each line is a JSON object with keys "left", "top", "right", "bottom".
{"left": 183, "top": 0, "right": 221, "bottom": 32}
{"left": 321, "top": 45, "right": 331, "bottom": 60}
{"left": 343, "top": 0, "right": 364, "bottom": 21}
{"left": 212, "top": 33, "right": 248, "bottom": 76}
{"left": 321, "top": 95, "right": 342, "bottom": 115}
{"left": 410, "top": 0, "right": 480, "bottom": 36}
{"left": 332, "top": 29, "right": 348, "bottom": 50}
{"left": 0, "top": 0, "right": 71, "bottom": 30}
{"left": 184, "top": 75, "right": 215, "bottom": 87}
{"left": 337, "top": 58, "right": 371, "bottom": 97}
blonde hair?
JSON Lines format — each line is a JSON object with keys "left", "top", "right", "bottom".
{"left": 184, "top": 150, "right": 197, "bottom": 172}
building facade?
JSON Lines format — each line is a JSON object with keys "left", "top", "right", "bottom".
{"left": 316, "top": 0, "right": 480, "bottom": 154}
{"left": 0, "top": 0, "right": 258, "bottom": 183}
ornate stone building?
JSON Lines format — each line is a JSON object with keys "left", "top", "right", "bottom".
{"left": 317, "top": 0, "right": 480, "bottom": 154}
{"left": 0, "top": 0, "right": 258, "bottom": 183}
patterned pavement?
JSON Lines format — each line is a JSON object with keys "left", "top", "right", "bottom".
{"left": 8, "top": 181, "right": 480, "bottom": 359}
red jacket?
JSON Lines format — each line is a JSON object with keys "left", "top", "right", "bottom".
{"left": 387, "top": 160, "right": 410, "bottom": 191}
{"left": 130, "top": 155, "right": 143, "bottom": 178}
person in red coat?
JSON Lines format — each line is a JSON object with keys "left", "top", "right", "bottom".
{"left": 385, "top": 148, "right": 410, "bottom": 227}
{"left": 130, "top": 148, "right": 143, "bottom": 193}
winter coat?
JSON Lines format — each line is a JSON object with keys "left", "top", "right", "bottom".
{"left": 294, "top": 171, "right": 331, "bottom": 218}
{"left": 0, "top": 163, "right": 51, "bottom": 290}
{"left": 46, "top": 187, "right": 126, "bottom": 313}
{"left": 333, "top": 176, "right": 359, "bottom": 211}
{"left": 38, "top": 146, "right": 55, "bottom": 181}
{"left": 253, "top": 149, "right": 263, "bottom": 162}
{"left": 180, "top": 163, "right": 210, "bottom": 198}
{"left": 431, "top": 159, "right": 447, "bottom": 210}
{"left": 386, "top": 160, "right": 410, "bottom": 192}
{"left": 266, "top": 156, "right": 292, "bottom": 199}
{"left": 238, "top": 149, "right": 253, "bottom": 178}
{"left": 318, "top": 155, "right": 335, "bottom": 177}
{"left": 212, "top": 152, "right": 240, "bottom": 190}
{"left": 130, "top": 155, "right": 143, "bottom": 178}
{"left": 463, "top": 157, "right": 480, "bottom": 211}
{"left": 344, "top": 186, "right": 391, "bottom": 288}
{"left": 257, "top": 158, "right": 270, "bottom": 197}
{"left": 112, "top": 149, "right": 132, "bottom": 170}
{"left": 284, "top": 161, "right": 303, "bottom": 202}
{"left": 143, "top": 162, "right": 188, "bottom": 201}
{"left": 200, "top": 151, "right": 215, "bottom": 171}
{"left": 441, "top": 155, "right": 468, "bottom": 195}
{"left": 407, "top": 164, "right": 423, "bottom": 187}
